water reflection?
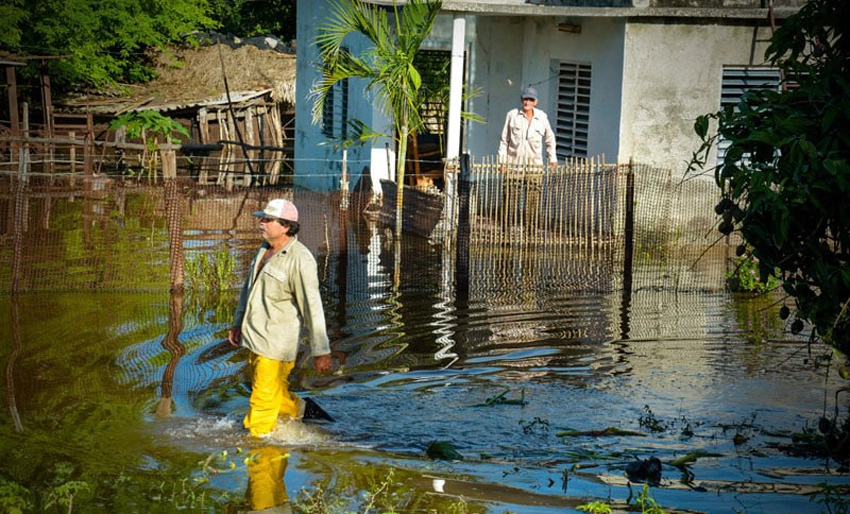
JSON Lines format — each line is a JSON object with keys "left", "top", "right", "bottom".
{"left": 2, "top": 185, "right": 849, "bottom": 513}
{"left": 156, "top": 288, "right": 185, "bottom": 418}
{"left": 245, "top": 446, "right": 291, "bottom": 513}
{"left": 6, "top": 295, "right": 24, "bottom": 431}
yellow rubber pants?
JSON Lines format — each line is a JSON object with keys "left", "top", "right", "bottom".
{"left": 244, "top": 353, "right": 302, "bottom": 437}
{"left": 245, "top": 446, "right": 290, "bottom": 512}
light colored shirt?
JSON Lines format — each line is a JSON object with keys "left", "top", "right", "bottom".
{"left": 498, "top": 107, "right": 558, "bottom": 165}
{"left": 234, "top": 236, "right": 330, "bottom": 362}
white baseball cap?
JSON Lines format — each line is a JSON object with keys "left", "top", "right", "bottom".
{"left": 253, "top": 198, "right": 299, "bottom": 222}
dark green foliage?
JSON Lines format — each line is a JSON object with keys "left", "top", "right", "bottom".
{"left": 0, "top": 0, "right": 26, "bottom": 48}
{"left": 208, "top": 0, "right": 296, "bottom": 41}
{"left": 3, "top": 0, "right": 216, "bottom": 89}
{"left": 689, "top": 0, "right": 850, "bottom": 355}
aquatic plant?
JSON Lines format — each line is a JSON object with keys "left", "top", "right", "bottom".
{"left": 578, "top": 486, "right": 669, "bottom": 514}
{"left": 426, "top": 441, "right": 463, "bottom": 461}
{"left": 726, "top": 248, "right": 780, "bottom": 294}
{"left": 632, "top": 484, "right": 668, "bottom": 514}
{"left": 185, "top": 245, "right": 237, "bottom": 292}
{"left": 638, "top": 405, "right": 670, "bottom": 433}
{"left": 577, "top": 501, "right": 613, "bottom": 514}
{"left": 810, "top": 482, "right": 850, "bottom": 514}
{"left": 293, "top": 465, "right": 486, "bottom": 514}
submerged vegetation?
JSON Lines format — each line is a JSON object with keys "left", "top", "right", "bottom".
{"left": 185, "top": 245, "right": 237, "bottom": 293}
{"left": 726, "top": 247, "right": 780, "bottom": 294}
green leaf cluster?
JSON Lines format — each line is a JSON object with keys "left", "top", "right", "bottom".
{"left": 689, "top": 0, "right": 850, "bottom": 355}
{"left": 208, "top": 0, "right": 296, "bottom": 41}
{"left": 110, "top": 111, "right": 190, "bottom": 144}
{"left": 726, "top": 248, "right": 780, "bottom": 294}
{"left": 311, "top": 0, "right": 442, "bottom": 143}
{"left": 3, "top": 0, "right": 216, "bottom": 88}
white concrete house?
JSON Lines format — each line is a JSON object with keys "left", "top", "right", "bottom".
{"left": 294, "top": 0, "right": 803, "bottom": 195}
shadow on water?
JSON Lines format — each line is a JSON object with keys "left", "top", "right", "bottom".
{"left": 1, "top": 182, "right": 849, "bottom": 513}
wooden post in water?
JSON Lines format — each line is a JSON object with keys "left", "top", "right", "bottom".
{"left": 6, "top": 66, "right": 20, "bottom": 163}
{"left": 12, "top": 105, "right": 28, "bottom": 291}
{"left": 40, "top": 60, "right": 55, "bottom": 176}
{"left": 19, "top": 103, "right": 29, "bottom": 182}
{"left": 244, "top": 107, "right": 255, "bottom": 186}
{"left": 620, "top": 162, "right": 636, "bottom": 339}
{"left": 83, "top": 112, "right": 93, "bottom": 176}
{"left": 161, "top": 148, "right": 177, "bottom": 179}
{"left": 68, "top": 131, "right": 77, "bottom": 188}
{"left": 68, "top": 132, "right": 76, "bottom": 174}
{"left": 162, "top": 148, "right": 183, "bottom": 291}
{"left": 455, "top": 153, "right": 471, "bottom": 297}
{"left": 197, "top": 108, "right": 209, "bottom": 184}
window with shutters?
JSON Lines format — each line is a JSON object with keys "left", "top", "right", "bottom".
{"left": 322, "top": 73, "right": 349, "bottom": 139}
{"left": 717, "top": 66, "right": 782, "bottom": 166}
{"left": 555, "top": 62, "right": 592, "bottom": 160}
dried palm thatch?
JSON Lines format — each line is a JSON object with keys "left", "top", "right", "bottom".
{"left": 60, "top": 43, "right": 297, "bottom": 114}
{"left": 149, "top": 43, "right": 297, "bottom": 105}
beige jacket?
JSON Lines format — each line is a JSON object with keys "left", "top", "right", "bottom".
{"left": 234, "top": 236, "right": 330, "bottom": 362}
{"left": 498, "top": 107, "right": 558, "bottom": 165}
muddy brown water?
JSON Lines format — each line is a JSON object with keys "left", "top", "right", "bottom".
{"left": 1, "top": 184, "right": 848, "bottom": 513}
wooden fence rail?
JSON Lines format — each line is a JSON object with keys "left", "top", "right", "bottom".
{"left": 463, "top": 156, "right": 628, "bottom": 247}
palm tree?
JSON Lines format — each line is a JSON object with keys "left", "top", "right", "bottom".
{"left": 311, "top": 0, "right": 442, "bottom": 241}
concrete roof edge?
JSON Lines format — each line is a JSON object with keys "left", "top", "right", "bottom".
{"left": 440, "top": 2, "right": 799, "bottom": 19}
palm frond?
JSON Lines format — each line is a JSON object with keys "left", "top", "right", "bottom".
{"left": 397, "top": 0, "right": 442, "bottom": 55}
{"left": 313, "top": 0, "right": 441, "bottom": 143}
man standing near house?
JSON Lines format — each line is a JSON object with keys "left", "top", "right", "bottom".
{"left": 497, "top": 86, "right": 558, "bottom": 232}
{"left": 498, "top": 86, "right": 558, "bottom": 167}
{"left": 229, "top": 198, "right": 333, "bottom": 437}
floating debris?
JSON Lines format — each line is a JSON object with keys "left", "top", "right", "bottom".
{"left": 556, "top": 427, "right": 645, "bottom": 438}
{"left": 426, "top": 441, "right": 463, "bottom": 461}
{"left": 475, "top": 388, "right": 526, "bottom": 407}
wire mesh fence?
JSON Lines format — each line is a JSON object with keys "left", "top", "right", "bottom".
{"left": 0, "top": 155, "right": 734, "bottom": 294}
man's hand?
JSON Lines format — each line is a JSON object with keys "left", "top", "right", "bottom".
{"left": 228, "top": 326, "right": 241, "bottom": 347}
{"left": 313, "top": 354, "right": 332, "bottom": 375}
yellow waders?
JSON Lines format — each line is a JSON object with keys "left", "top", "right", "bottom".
{"left": 245, "top": 446, "right": 290, "bottom": 512}
{"left": 244, "top": 353, "right": 302, "bottom": 437}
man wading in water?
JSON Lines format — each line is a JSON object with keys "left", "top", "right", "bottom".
{"left": 229, "top": 199, "right": 333, "bottom": 437}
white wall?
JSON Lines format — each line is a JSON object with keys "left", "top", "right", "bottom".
{"left": 466, "top": 16, "right": 525, "bottom": 160}
{"left": 465, "top": 16, "right": 625, "bottom": 164}
{"left": 618, "top": 22, "right": 775, "bottom": 176}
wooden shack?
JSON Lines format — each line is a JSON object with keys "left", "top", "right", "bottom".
{"left": 58, "top": 43, "right": 297, "bottom": 187}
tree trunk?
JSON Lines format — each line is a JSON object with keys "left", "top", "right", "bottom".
{"left": 395, "top": 125, "right": 409, "bottom": 240}
{"left": 394, "top": 123, "right": 409, "bottom": 288}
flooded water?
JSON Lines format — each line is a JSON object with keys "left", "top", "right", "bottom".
{"left": 1, "top": 185, "right": 849, "bottom": 513}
